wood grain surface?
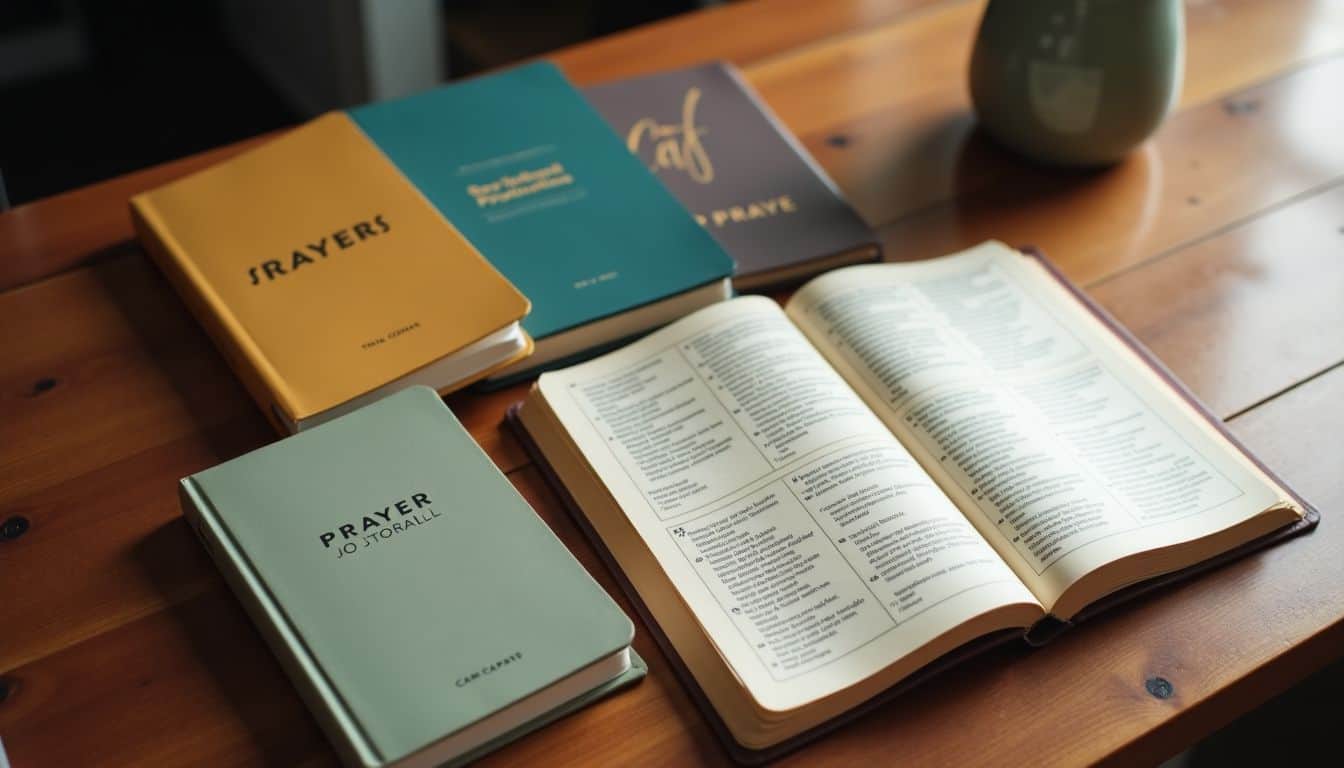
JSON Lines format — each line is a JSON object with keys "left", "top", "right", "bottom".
{"left": 2, "top": 1, "right": 1342, "bottom": 765}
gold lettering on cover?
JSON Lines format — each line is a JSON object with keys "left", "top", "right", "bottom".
{"left": 703, "top": 195, "right": 798, "bottom": 228}
{"left": 627, "top": 87, "right": 714, "bottom": 183}
{"left": 466, "top": 162, "right": 575, "bottom": 207}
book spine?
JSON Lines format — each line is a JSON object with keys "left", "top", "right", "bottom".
{"left": 129, "top": 197, "right": 299, "bottom": 434}
{"left": 177, "top": 479, "right": 380, "bottom": 768}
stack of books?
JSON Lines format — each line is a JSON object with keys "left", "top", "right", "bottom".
{"left": 133, "top": 59, "right": 1316, "bottom": 767}
{"left": 132, "top": 60, "right": 877, "bottom": 433}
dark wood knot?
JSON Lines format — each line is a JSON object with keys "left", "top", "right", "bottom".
{"left": 1145, "top": 676, "right": 1174, "bottom": 699}
{"left": 30, "top": 377, "right": 58, "bottom": 396}
{"left": 1, "top": 516, "right": 30, "bottom": 540}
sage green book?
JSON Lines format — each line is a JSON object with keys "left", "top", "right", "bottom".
{"left": 180, "top": 386, "right": 643, "bottom": 768}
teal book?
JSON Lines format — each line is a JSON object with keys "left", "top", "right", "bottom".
{"left": 349, "top": 61, "right": 734, "bottom": 382}
{"left": 180, "top": 386, "right": 644, "bottom": 768}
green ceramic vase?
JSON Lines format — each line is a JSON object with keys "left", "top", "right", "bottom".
{"left": 969, "top": 0, "right": 1184, "bottom": 167}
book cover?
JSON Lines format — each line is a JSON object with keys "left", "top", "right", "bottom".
{"left": 348, "top": 61, "right": 735, "bottom": 352}
{"left": 583, "top": 61, "right": 879, "bottom": 288}
{"left": 130, "top": 114, "right": 531, "bottom": 432}
{"left": 180, "top": 387, "right": 640, "bottom": 767}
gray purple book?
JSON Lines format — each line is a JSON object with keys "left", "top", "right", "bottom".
{"left": 584, "top": 61, "right": 880, "bottom": 290}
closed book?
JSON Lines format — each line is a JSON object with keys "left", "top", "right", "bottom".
{"left": 179, "top": 386, "right": 644, "bottom": 768}
{"left": 131, "top": 113, "right": 533, "bottom": 434}
{"left": 349, "top": 61, "right": 735, "bottom": 382}
{"left": 583, "top": 61, "right": 880, "bottom": 290}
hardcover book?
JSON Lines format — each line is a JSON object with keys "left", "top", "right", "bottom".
{"left": 131, "top": 114, "right": 532, "bottom": 434}
{"left": 180, "top": 386, "right": 644, "bottom": 768}
{"left": 508, "top": 241, "right": 1317, "bottom": 762}
{"left": 583, "top": 61, "right": 880, "bottom": 290}
{"left": 349, "top": 61, "right": 735, "bottom": 382}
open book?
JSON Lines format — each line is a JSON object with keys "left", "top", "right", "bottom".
{"left": 508, "top": 241, "right": 1316, "bottom": 761}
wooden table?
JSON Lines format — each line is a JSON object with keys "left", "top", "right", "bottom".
{"left": 3, "top": 1, "right": 1343, "bottom": 764}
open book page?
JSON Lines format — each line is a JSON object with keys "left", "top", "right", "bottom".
{"left": 535, "top": 296, "right": 1040, "bottom": 713}
{"left": 787, "top": 241, "right": 1296, "bottom": 616}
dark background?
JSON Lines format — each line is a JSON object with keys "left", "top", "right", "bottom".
{"left": 0, "top": 0, "right": 698, "bottom": 206}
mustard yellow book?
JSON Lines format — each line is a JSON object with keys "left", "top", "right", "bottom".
{"left": 131, "top": 113, "right": 532, "bottom": 433}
